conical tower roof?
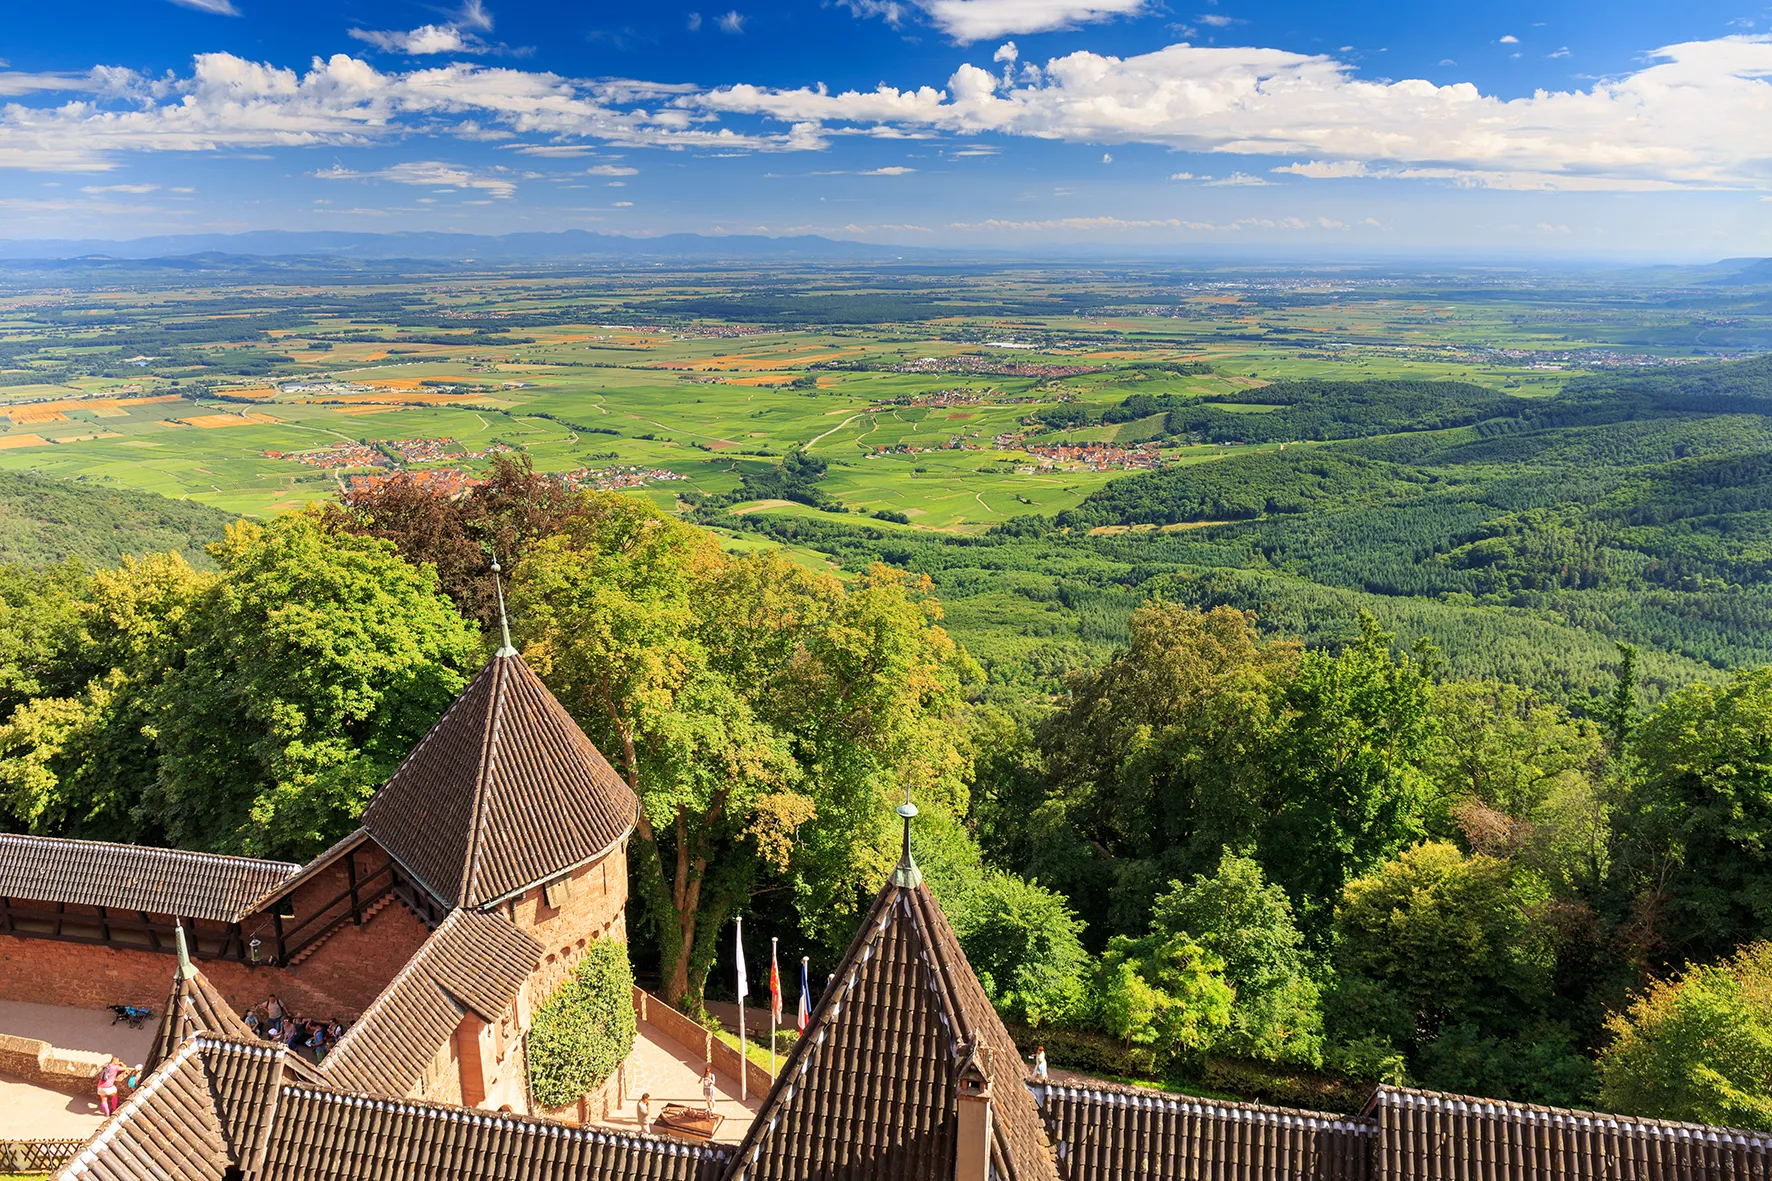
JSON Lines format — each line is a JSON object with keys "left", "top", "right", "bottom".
{"left": 361, "top": 650, "right": 639, "bottom": 908}
{"left": 146, "top": 926, "right": 262, "bottom": 1072}
{"left": 722, "top": 817, "right": 1060, "bottom": 1181}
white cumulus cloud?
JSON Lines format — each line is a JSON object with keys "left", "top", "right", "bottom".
{"left": 316, "top": 159, "right": 520, "bottom": 197}
{"left": 697, "top": 35, "right": 1772, "bottom": 190}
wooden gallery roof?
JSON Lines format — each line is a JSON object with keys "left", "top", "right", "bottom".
{"left": 360, "top": 649, "right": 640, "bottom": 909}
{"left": 0, "top": 832, "right": 299, "bottom": 922}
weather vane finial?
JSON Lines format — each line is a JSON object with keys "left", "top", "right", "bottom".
{"left": 893, "top": 785, "right": 921, "bottom": 889}
{"left": 491, "top": 557, "right": 516, "bottom": 658}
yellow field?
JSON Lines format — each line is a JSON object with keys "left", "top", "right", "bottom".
{"left": 182, "top": 412, "right": 281, "bottom": 429}
{"left": 0, "top": 434, "right": 50, "bottom": 449}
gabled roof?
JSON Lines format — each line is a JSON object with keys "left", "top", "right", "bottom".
{"left": 722, "top": 855, "right": 1060, "bottom": 1181}
{"left": 60, "top": 1035, "right": 731, "bottom": 1181}
{"left": 1031, "top": 1079, "right": 1374, "bottom": 1181}
{"left": 318, "top": 907, "right": 543, "bottom": 1097}
{"left": 147, "top": 926, "right": 267, "bottom": 1071}
{"left": 0, "top": 833, "right": 300, "bottom": 923}
{"left": 58, "top": 1036, "right": 287, "bottom": 1181}
{"left": 360, "top": 650, "right": 639, "bottom": 908}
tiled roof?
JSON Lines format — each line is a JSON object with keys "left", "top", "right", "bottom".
{"left": 361, "top": 651, "right": 639, "bottom": 908}
{"left": 241, "top": 828, "right": 372, "bottom": 915}
{"left": 1032, "top": 1080, "right": 1374, "bottom": 1181}
{"left": 1366, "top": 1085, "right": 1772, "bottom": 1180}
{"left": 0, "top": 833, "right": 300, "bottom": 923}
{"left": 722, "top": 872, "right": 1061, "bottom": 1181}
{"left": 262, "top": 1087, "right": 731, "bottom": 1181}
{"left": 318, "top": 907, "right": 542, "bottom": 1097}
{"left": 61, "top": 1035, "right": 730, "bottom": 1181}
{"left": 56, "top": 1037, "right": 286, "bottom": 1181}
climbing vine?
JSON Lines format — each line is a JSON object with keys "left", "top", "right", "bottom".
{"left": 527, "top": 939, "right": 638, "bottom": 1110}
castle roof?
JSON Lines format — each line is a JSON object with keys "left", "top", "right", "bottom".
{"left": 57, "top": 1035, "right": 730, "bottom": 1181}
{"left": 318, "top": 907, "right": 543, "bottom": 1097}
{"left": 721, "top": 857, "right": 1061, "bottom": 1181}
{"left": 0, "top": 833, "right": 299, "bottom": 923}
{"left": 360, "top": 650, "right": 639, "bottom": 909}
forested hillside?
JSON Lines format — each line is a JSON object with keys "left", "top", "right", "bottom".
{"left": 720, "top": 356, "right": 1772, "bottom": 703}
{"left": 0, "top": 470, "right": 232, "bottom": 567}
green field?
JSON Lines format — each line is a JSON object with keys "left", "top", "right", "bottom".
{"left": 3, "top": 261, "right": 1771, "bottom": 701}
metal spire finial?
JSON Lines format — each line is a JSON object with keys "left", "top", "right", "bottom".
{"left": 491, "top": 557, "right": 516, "bottom": 658}
{"left": 175, "top": 921, "right": 196, "bottom": 981}
{"left": 893, "top": 785, "right": 921, "bottom": 889}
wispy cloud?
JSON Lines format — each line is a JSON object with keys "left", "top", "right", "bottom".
{"left": 315, "top": 160, "right": 520, "bottom": 197}
{"left": 843, "top": 0, "right": 1149, "bottom": 42}
{"left": 348, "top": 25, "right": 491, "bottom": 54}
{"left": 863, "top": 164, "right": 916, "bottom": 174}
{"left": 81, "top": 183, "right": 159, "bottom": 193}
{"left": 166, "top": 0, "right": 241, "bottom": 14}
{"left": 718, "top": 10, "right": 746, "bottom": 32}
{"left": 585, "top": 163, "right": 639, "bottom": 175}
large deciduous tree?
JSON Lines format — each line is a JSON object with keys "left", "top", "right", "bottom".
{"left": 511, "top": 493, "right": 973, "bottom": 1008}
{"left": 1598, "top": 940, "right": 1772, "bottom": 1128}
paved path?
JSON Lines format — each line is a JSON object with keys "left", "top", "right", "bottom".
{"left": 0, "top": 999, "right": 157, "bottom": 1063}
{"left": 0, "top": 1074, "right": 107, "bottom": 1138}
{"left": 594, "top": 1020, "right": 760, "bottom": 1145}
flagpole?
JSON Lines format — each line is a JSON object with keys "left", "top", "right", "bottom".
{"left": 770, "top": 936, "right": 779, "bottom": 1080}
{"left": 736, "top": 916, "right": 747, "bottom": 1103}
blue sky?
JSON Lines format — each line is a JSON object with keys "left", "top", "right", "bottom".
{"left": 2, "top": 0, "right": 1770, "bottom": 256}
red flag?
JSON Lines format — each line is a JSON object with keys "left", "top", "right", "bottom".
{"left": 769, "top": 949, "right": 783, "bottom": 1023}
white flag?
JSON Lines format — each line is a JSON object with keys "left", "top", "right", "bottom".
{"left": 735, "top": 916, "right": 749, "bottom": 1000}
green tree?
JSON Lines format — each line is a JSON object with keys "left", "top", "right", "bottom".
{"left": 1335, "top": 842, "right": 1555, "bottom": 1040}
{"left": 1264, "top": 615, "right": 1438, "bottom": 932}
{"left": 1096, "top": 932, "right": 1234, "bottom": 1061}
{"left": 527, "top": 939, "right": 640, "bottom": 1109}
{"left": 1598, "top": 941, "right": 1772, "bottom": 1128}
{"left": 151, "top": 514, "right": 481, "bottom": 857}
{"left": 1425, "top": 681, "right": 1609, "bottom": 893}
{"left": 1034, "top": 603, "right": 1299, "bottom": 934}
{"left": 1629, "top": 667, "right": 1772, "bottom": 959}
{"left": 1151, "top": 852, "right": 1323, "bottom": 1066}
{"left": 0, "top": 553, "right": 210, "bottom": 841}
{"left": 513, "top": 494, "right": 973, "bottom": 1008}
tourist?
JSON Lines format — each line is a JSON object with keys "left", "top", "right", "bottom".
{"left": 265, "top": 994, "right": 285, "bottom": 1022}
{"left": 96, "top": 1058, "right": 124, "bottom": 1116}
{"left": 1033, "top": 1046, "right": 1049, "bottom": 1080}
{"left": 243, "top": 1007, "right": 261, "bottom": 1035}
{"left": 637, "top": 1092, "right": 651, "bottom": 1133}
{"left": 701, "top": 1064, "right": 717, "bottom": 1113}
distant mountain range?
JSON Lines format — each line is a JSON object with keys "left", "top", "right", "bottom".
{"left": 0, "top": 229, "right": 937, "bottom": 262}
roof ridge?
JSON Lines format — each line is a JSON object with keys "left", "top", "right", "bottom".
{"left": 318, "top": 908, "right": 469, "bottom": 1081}
{"left": 1367, "top": 1083, "right": 1772, "bottom": 1141}
{"left": 459, "top": 653, "right": 511, "bottom": 908}
{"left": 0, "top": 831, "right": 302, "bottom": 873}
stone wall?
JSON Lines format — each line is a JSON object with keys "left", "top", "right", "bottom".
{"left": 0, "top": 1033, "right": 105, "bottom": 1097}
{"left": 511, "top": 844, "right": 629, "bottom": 1009}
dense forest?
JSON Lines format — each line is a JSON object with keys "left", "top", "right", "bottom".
{"left": 0, "top": 456, "right": 1766, "bottom": 1129}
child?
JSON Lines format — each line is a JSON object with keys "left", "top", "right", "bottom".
{"left": 701, "top": 1064, "right": 717, "bottom": 1113}
{"left": 1033, "top": 1046, "right": 1049, "bottom": 1080}
{"left": 637, "top": 1092, "right": 652, "bottom": 1134}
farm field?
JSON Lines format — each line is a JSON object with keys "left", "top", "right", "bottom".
{"left": 3, "top": 259, "right": 1771, "bottom": 701}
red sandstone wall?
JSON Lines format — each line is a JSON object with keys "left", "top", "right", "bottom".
{"left": 0, "top": 842, "right": 432, "bottom": 1021}
{"left": 510, "top": 845, "right": 629, "bottom": 1008}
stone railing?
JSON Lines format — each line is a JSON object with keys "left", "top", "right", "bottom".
{"left": 0, "top": 1032, "right": 106, "bottom": 1097}
{"left": 633, "top": 988, "right": 772, "bottom": 1099}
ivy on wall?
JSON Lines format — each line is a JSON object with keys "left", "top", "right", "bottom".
{"left": 527, "top": 939, "right": 638, "bottom": 1110}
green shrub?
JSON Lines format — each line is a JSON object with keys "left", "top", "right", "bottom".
{"left": 527, "top": 940, "right": 638, "bottom": 1109}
